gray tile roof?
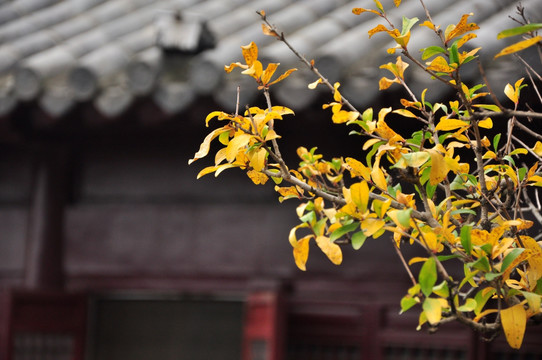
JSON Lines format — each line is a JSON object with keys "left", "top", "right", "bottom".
{"left": 0, "top": 0, "right": 539, "bottom": 120}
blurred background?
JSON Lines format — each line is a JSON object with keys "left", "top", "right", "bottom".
{"left": 0, "top": 0, "right": 541, "bottom": 359}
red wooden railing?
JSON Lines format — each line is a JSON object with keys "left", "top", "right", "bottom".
{"left": 0, "top": 290, "right": 87, "bottom": 360}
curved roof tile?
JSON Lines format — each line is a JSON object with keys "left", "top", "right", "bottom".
{"left": 0, "top": 0, "right": 539, "bottom": 119}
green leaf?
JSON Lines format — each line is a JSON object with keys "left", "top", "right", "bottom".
{"left": 408, "top": 283, "right": 421, "bottom": 296}
{"left": 474, "top": 287, "right": 496, "bottom": 315}
{"left": 520, "top": 291, "right": 541, "bottom": 313}
{"left": 459, "top": 265, "right": 479, "bottom": 290}
{"left": 536, "top": 278, "right": 542, "bottom": 295}
{"left": 300, "top": 210, "right": 316, "bottom": 224}
{"left": 460, "top": 225, "right": 472, "bottom": 255}
{"left": 400, "top": 296, "right": 419, "bottom": 314}
{"left": 362, "top": 107, "right": 373, "bottom": 122}
{"left": 366, "top": 141, "right": 384, "bottom": 168}
{"left": 311, "top": 217, "right": 327, "bottom": 236}
{"left": 421, "top": 46, "right": 446, "bottom": 60}
{"left": 426, "top": 183, "right": 437, "bottom": 199}
{"left": 330, "top": 222, "right": 359, "bottom": 242}
{"left": 437, "top": 254, "right": 460, "bottom": 262}
{"left": 518, "top": 167, "right": 527, "bottom": 182}
{"left": 451, "top": 208, "right": 477, "bottom": 216}
{"left": 218, "top": 131, "right": 230, "bottom": 145}
{"left": 457, "top": 298, "right": 477, "bottom": 312}
{"left": 497, "top": 23, "right": 542, "bottom": 39}
{"left": 501, "top": 248, "right": 525, "bottom": 272}
{"left": 472, "top": 103, "right": 501, "bottom": 112}
{"left": 419, "top": 257, "right": 437, "bottom": 297}
{"left": 396, "top": 208, "right": 413, "bottom": 228}
{"left": 433, "top": 281, "right": 449, "bottom": 298}
{"left": 450, "top": 175, "right": 467, "bottom": 191}
{"left": 485, "top": 271, "right": 503, "bottom": 281}
{"left": 374, "top": 0, "right": 384, "bottom": 13}
{"left": 493, "top": 133, "right": 501, "bottom": 152}
{"left": 351, "top": 231, "right": 367, "bottom": 250}
{"left": 480, "top": 243, "right": 493, "bottom": 256}
{"left": 503, "top": 155, "right": 515, "bottom": 166}
{"left": 401, "top": 16, "right": 419, "bottom": 36}
{"left": 449, "top": 42, "right": 459, "bottom": 65}
{"left": 469, "top": 256, "right": 491, "bottom": 272}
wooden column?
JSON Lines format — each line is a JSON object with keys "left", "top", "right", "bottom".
{"left": 242, "top": 280, "right": 286, "bottom": 360}
{"left": 24, "top": 145, "right": 67, "bottom": 290}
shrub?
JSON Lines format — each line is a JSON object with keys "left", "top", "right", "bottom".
{"left": 190, "top": 0, "right": 542, "bottom": 349}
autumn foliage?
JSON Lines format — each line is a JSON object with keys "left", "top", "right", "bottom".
{"left": 190, "top": 0, "right": 542, "bottom": 349}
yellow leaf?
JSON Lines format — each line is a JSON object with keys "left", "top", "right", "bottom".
{"left": 247, "top": 170, "right": 268, "bottom": 185}
{"left": 408, "top": 256, "right": 428, "bottom": 265}
{"left": 428, "top": 149, "right": 450, "bottom": 185}
{"left": 478, "top": 117, "right": 493, "bottom": 129}
{"left": 226, "top": 133, "right": 252, "bottom": 162}
{"left": 394, "top": 32, "right": 411, "bottom": 48}
{"left": 332, "top": 110, "right": 360, "bottom": 124}
{"left": 315, "top": 236, "right": 343, "bottom": 265}
{"left": 345, "top": 157, "right": 372, "bottom": 182}
{"left": 495, "top": 36, "right": 542, "bottom": 59}
{"left": 350, "top": 181, "right": 370, "bottom": 212}
{"left": 268, "top": 68, "right": 297, "bottom": 86}
{"left": 379, "top": 76, "right": 399, "bottom": 90}
{"left": 393, "top": 109, "right": 417, "bottom": 118}
{"left": 422, "top": 230, "right": 443, "bottom": 252}
{"left": 533, "top": 141, "right": 542, "bottom": 156}
{"left": 522, "top": 236, "right": 542, "bottom": 279}
{"left": 205, "top": 111, "right": 232, "bottom": 126}
{"left": 196, "top": 163, "right": 237, "bottom": 179}
{"left": 249, "top": 148, "right": 267, "bottom": 172}
{"left": 361, "top": 217, "right": 386, "bottom": 236}
{"left": 261, "top": 63, "right": 279, "bottom": 85}
{"left": 308, "top": 78, "right": 323, "bottom": 89}
{"left": 363, "top": 138, "right": 382, "bottom": 151}
{"left": 288, "top": 223, "right": 309, "bottom": 246}
{"left": 332, "top": 82, "right": 342, "bottom": 102}
{"left": 242, "top": 60, "right": 263, "bottom": 79}
{"left": 445, "top": 14, "right": 479, "bottom": 43}
{"left": 293, "top": 235, "right": 312, "bottom": 271}
{"left": 261, "top": 23, "right": 279, "bottom": 38}
{"left": 393, "top": 0, "right": 401, "bottom": 6}
{"left": 419, "top": 20, "right": 436, "bottom": 31}
{"left": 501, "top": 304, "right": 527, "bottom": 349}
{"left": 457, "top": 33, "right": 477, "bottom": 48}
{"left": 434, "top": 118, "right": 469, "bottom": 131}
{"left": 376, "top": 108, "right": 404, "bottom": 141}
{"left": 369, "top": 24, "right": 391, "bottom": 38}
{"left": 371, "top": 166, "right": 388, "bottom": 189}
{"left": 352, "top": 7, "right": 380, "bottom": 16}
{"left": 504, "top": 83, "right": 518, "bottom": 104}
{"left": 241, "top": 42, "right": 258, "bottom": 67}
{"left": 474, "top": 308, "right": 499, "bottom": 323}
{"left": 275, "top": 185, "right": 301, "bottom": 200}
{"left": 224, "top": 62, "right": 248, "bottom": 73}
{"left": 189, "top": 127, "right": 229, "bottom": 164}
{"left": 402, "top": 151, "right": 430, "bottom": 168}
{"left": 426, "top": 56, "right": 455, "bottom": 73}
{"left": 492, "top": 237, "right": 515, "bottom": 259}
{"left": 423, "top": 298, "right": 442, "bottom": 325}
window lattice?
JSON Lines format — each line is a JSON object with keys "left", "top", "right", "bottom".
{"left": 13, "top": 333, "right": 74, "bottom": 360}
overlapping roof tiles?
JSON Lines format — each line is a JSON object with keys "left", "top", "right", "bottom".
{"left": 0, "top": 0, "right": 540, "bottom": 120}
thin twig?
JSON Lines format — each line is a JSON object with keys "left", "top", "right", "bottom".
{"left": 392, "top": 238, "right": 418, "bottom": 287}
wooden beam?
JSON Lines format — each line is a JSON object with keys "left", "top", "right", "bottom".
{"left": 24, "top": 145, "right": 68, "bottom": 290}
